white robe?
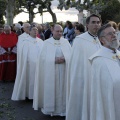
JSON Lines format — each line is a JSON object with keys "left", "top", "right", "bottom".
{"left": 17, "top": 32, "right": 30, "bottom": 66}
{"left": 33, "top": 37, "right": 71, "bottom": 116}
{"left": 11, "top": 36, "right": 43, "bottom": 100}
{"left": 66, "top": 32, "right": 101, "bottom": 120}
{"left": 17, "top": 32, "right": 30, "bottom": 48}
{"left": 89, "top": 46, "right": 120, "bottom": 120}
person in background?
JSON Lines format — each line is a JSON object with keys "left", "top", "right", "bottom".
{"left": 37, "top": 24, "right": 45, "bottom": 40}
{"left": 43, "top": 23, "right": 51, "bottom": 40}
{"left": 117, "top": 22, "right": 120, "bottom": 50}
{"left": 14, "top": 23, "right": 22, "bottom": 36}
{"left": 50, "top": 24, "right": 54, "bottom": 37}
{"left": 109, "top": 21, "right": 118, "bottom": 31}
{"left": 117, "top": 22, "right": 120, "bottom": 41}
{"left": 11, "top": 24, "right": 43, "bottom": 100}
{"left": 18, "top": 21, "right": 24, "bottom": 33}
{"left": 17, "top": 23, "right": 30, "bottom": 66}
{"left": 63, "top": 21, "right": 70, "bottom": 38}
{"left": 0, "top": 25, "right": 18, "bottom": 82}
{"left": 66, "top": 21, "right": 75, "bottom": 44}
{"left": 71, "top": 23, "right": 85, "bottom": 45}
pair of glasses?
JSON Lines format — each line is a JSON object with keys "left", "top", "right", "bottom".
{"left": 102, "top": 32, "right": 118, "bottom": 37}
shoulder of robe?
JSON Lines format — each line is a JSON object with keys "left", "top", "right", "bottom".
{"left": 73, "top": 32, "right": 89, "bottom": 43}
{"left": 89, "top": 57, "right": 107, "bottom": 75}
{"left": 89, "top": 49, "right": 103, "bottom": 64}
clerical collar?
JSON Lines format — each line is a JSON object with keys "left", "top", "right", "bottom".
{"left": 88, "top": 32, "right": 97, "bottom": 40}
{"left": 53, "top": 37, "right": 60, "bottom": 40}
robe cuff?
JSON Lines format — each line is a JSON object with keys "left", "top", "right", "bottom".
{"left": 0, "top": 46, "right": 7, "bottom": 55}
{"left": 12, "top": 46, "right": 17, "bottom": 54}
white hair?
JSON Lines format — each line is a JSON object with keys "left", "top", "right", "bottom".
{"left": 4, "top": 25, "right": 11, "bottom": 29}
{"left": 23, "top": 23, "right": 30, "bottom": 28}
{"left": 15, "top": 23, "right": 21, "bottom": 29}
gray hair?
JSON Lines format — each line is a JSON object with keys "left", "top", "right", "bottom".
{"left": 23, "top": 23, "right": 30, "bottom": 28}
{"left": 97, "top": 23, "right": 112, "bottom": 39}
{"left": 44, "top": 23, "right": 50, "bottom": 29}
{"left": 4, "top": 25, "right": 11, "bottom": 29}
{"left": 15, "top": 23, "right": 21, "bottom": 29}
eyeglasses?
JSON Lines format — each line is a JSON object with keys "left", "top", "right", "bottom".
{"left": 102, "top": 32, "right": 118, "bottom": 37}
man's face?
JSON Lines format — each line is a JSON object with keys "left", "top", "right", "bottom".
{"left": 53, "top": 26, "right": 63, "bottom": 40}
{"left": 4, "top": 28, "right": 11, "bottom": 34}
{"left": 30, "top": 27, "right": 38, "bottom": 38}
{"left": 87, "top": 17, "right": 101, "bottom": 35}
{"left": 101, "top": 27, "right": 119, "bottom": 49}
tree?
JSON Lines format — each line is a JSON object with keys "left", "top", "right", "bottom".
{"left": 5, "top": 0, "right": 24, "bottom": 25}
{"left": 5, "top": 0, "right": 16, "bottom": 25}
{"left": 58, "top": 0, "right": 107, "bottom": 13}
{"left": 99, "top": 0, "right": 120, "bottom": 23}
{"left": 17, "top": 0, "right": 57, "bottom": 23}
{"left": 0, "top": 0, "right": 6, "bottom": 24}
{"left": 58, "top": 0, "right": 120, "bottom": 24}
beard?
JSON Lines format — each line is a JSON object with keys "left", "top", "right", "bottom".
{"left": 106, "top": 39, "right": 120, "bottom": 49}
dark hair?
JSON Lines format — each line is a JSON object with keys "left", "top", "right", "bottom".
{"left": 97, "top": 23, "right": 112, "bottom": 39}
{"left": 75, "top": 23, "right": 85, "bottom": 33}
{"left": 68, "top": 21, "right": 73, "bottom": 29}
{"left": 86, "top": 14, "right": 101, "bottom": 24}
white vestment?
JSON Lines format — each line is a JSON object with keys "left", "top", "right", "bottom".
{"left": 17, "top": 32, "right": 30, "bottom": 66}
{"left": 17, "top": 32, "right": 30, "bottom": 47}
{"left": 11, "top": 36, "right": 43, "bottom": 100}
{"left": 89, "top": 46, "right": 120, "bottom": 120}
{"left": 33, "top": 37, "right": 71, "bottom": 116}
{"left": 66, "top": 32, "right": 101, "bottom": 120}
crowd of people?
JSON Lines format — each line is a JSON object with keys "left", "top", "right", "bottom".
{"left": 0, "top": 14, "right": 120, "bottom": 120}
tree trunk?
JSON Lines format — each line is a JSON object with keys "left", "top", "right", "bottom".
{"left": 29, "top": 7, "right": 34, "bottom": 23}
{"left": 6, "top": 0, "right": 15, "bottom": 26}
{"left": 47, "top": 2, "right": 57, "bottom": 23}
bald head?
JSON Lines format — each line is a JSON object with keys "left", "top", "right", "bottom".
{"left": 53, "top": 24, "right": 63, "bottom": 40}
{"left": 23, "top": 23, "right": 30, "bottom": 34}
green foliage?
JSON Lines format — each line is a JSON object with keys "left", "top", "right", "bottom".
{"left": 0, "top": 0, "right": 6, "bottom": 24}
{"left": 100, "top": 0, "right": 120, "bottom": 23}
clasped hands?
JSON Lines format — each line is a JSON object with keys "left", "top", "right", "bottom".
{"left": 55, "top": 57, "right": 65, "bottom": 64}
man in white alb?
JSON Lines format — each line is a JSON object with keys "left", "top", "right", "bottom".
{"left": 17, "top": 22, "right": 30, "bottom": 47}
{"left": 89, "top": 23, "right": 120, "bottom": 120}
{"left": 11, "top": 25, "right": 43, "bottom": 100}
{"left": 66, "top": 14, "right": 101, "bottom": 120}
{"left": 33, "top": 24, "right": 71, "bottom": 116}
{"left": 17, "top": 22, "right": 30, "bottom": 66}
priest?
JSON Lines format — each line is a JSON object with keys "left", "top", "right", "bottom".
{"left": 11, "top": 25, "right": 43, "bottom": 100}
{"left": 89, "top": 23, "right": 120, "bottom": 120}
{"left": 66, "top": 14, "right": 101, "bottom": 120}
{"left": 18, "top": 22, "right": 30, "bottom": 44}
{"left": 33, "top": 24, "right": 71, "bottom": 116}
{"left": 0, "top": 25, "right": 18, "bottom": 81}
{"left": 17, "top": 22, "right": 30, "bottom": 66}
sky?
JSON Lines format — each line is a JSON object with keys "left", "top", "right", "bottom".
{"left": 13, "top": 0, "right": 79, "bottom": 24}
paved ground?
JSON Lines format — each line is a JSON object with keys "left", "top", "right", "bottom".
{"left": 0, "top": 82, "right": 65, "bottom": 120}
